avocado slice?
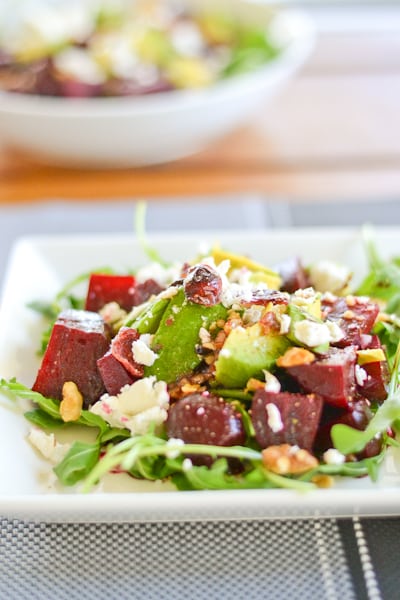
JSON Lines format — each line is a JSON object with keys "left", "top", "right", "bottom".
{"left": 214, "top": 323, "right": 290, "bottom": 388}
{"left": 145, "top": 288, "right": 227, "bottom": 383}
{"left": 357, "top": 348, "right": 386, "bottom": 365}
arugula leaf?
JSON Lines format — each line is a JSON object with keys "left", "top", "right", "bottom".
{"left": 99, "top": 427, "right": 131, "bottom": 444}
{"left": 0, "top": 378, "right": 61, "bottom": 420}
{"left": 356, "top": 225, "right": 400, "bottom": 301}
{"left": 135, "top": 202, "right": 169, "bottom": 267}
{"left": 24, "top": 408, "right": 65, "bottom": 430}
{"left": 54, "top": 441, "right": 101, "bottom": 486}
{"left": 77, "top": 410, "right": 109, "bottom": 435}
{"left": 81, "top": 432, "right": 319, "bottom": 493}
{"left": 312, "top": 451, "right": 385, "bottom": 482}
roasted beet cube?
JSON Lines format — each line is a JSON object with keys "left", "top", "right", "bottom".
{"left": 286, "top": 346, "right": 357, "bottom": 408}
{"left": 321, "top": 295, "right": 379, "bottom": 348}
{"left": 167, "top": 393, "right": 246, "bottom": 466}
{"left": 357, "top": 361, "right": 389, "bottom": 402}
{"left": 111, "top": 327, "right": 144, "bottom": 378}
{"left": 32, "top": 309, "right": 109, "bottom": 407}
{"left": 251, "top": 390, "right": 323, "bottom": 451}
{"left": 314, "top": 399, "right": 382, "bottom": 459}
{"left": 97, "top": 351, "right": 136, "bottom": 396}
{"left": 85, "top": 273, "right": 136, "bottom": 312}
{"left": 132, "top": 279, "right": 164, "bottom": 306}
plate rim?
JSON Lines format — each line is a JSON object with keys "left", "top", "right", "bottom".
{"left": 1, "top": 225, "right": 400, "bottom": 522}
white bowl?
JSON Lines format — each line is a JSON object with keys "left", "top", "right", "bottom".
{"left": 0, "top": 4, "right": 314, "bottom": 168}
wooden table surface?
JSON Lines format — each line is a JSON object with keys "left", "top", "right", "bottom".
{"left": 1, "top": 23, "right": 399, "bottom": 205}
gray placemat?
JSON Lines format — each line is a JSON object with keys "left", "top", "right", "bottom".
{"left": 1, "top": 517, "right": 356, "bottom": 600}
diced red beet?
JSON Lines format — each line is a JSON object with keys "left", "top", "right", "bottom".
{"left": 131, "top": 279, "right": 164, "bottom": 306}
{"left": 251, "top": 390, "right": 323, "bottom": 451}
{"left": 355, "top": 335, "right": 389, "bottom": 401}
{"left": 321, "top": 295, "right": 379, "bottom": 348}
{"left": 360, "top": 334, "right": 382, "bottom": 350}
{"left": 111, "top": 327, "right": 144, "bottom": 378}
{"left": 32, "top": 309, "right": 109, "bottom": 407}
{"left": 358, "top": 361, "right": 389, "bottom": 402}
{"left": 285, "top": 346, "right": 357, "bottom": 408}
{"left": 275, "top": 257, "right": 310, "bottom": 293}
{"left": 97, "top": 350, "right": 136, "bottom": 396}
{"left": 85, "top": 273, "right": 136, "bottom": 312}
{"left": 167, "top": 393, "right": 246, "bottom": 466}
{"left": 314, "top": 399, "right": 382, "bottom": 459}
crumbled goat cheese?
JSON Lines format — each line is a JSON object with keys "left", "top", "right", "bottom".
{"left": 170, "top": 21, "right": 205, "bottom": 56}
{"left": 292, "top": 287, "right": 319, "bottom": 305}
{"left": 355, "top": 364, "right": 368, "bottom": 387}
{"left": 243, "top": 305, "right": 263, "bottom": 325}
{"left": 93, "top": 33, "right": 139, "bottom": 80}
{"left": 322, "top": 291, "right": 337, "bottom": 303}
{"left": 202, "top": 256, "right": 230, "bottom": 278}
{"left": 309, "top": 261, "right": 351, "bottom": 293}
{"left": 199, "top": 327, "right": 211, "bottom": 345}
{"left": 294, "top": 320, "right": 331, "bottom": 348}
{"left": 220, "top": 282, "right": 260, "bottom": 309}
{"left": 165, "top": 438, "right": 185, "bottom": 459}
{"left": 135, "top": 262, "right": 182, "bottom": 287}
{"left": 3, "top": 5, "right": 93, "bottom": 55}
{"left": 278, "top": 313, "right": 291, "bottom": 335}
{"left": 28, "top": 428, "right": 70, "bottom": 464}
{"left": 326, "top": 320, "right": 344, "bottom": 343}
{"left": 182, "top": 458, "right": 193, "bottom": 471}
{"left": 90, "top": 377, "right": 169, "bottom": 436}
{"left": 263, "top": 370, "right": 281, "bottom": 393}
{"left": 159, "top": 286, "right": 179, "bottom": 300}
{"left": 132, "top": 335, "right": 158, "bottom": 367}
{"left": 99, "top": 301, "right": 127, "bottom": 325}
{"left": 323, "top": 448, "right": 346, "bottom": 465}
{"left": 54, "top": 47, "right": 105, "bottom": 84}
{"left": 265, "top": 403, "right": 284, "bottom": 433}
{"left": 229, "top": 267, "right": 252, "bottom": 286}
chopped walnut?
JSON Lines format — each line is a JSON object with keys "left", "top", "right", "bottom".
{"left": 311, "top": 474, "right": 334, "bottom": 488}
{"left": 60, "top": 381, "right": 83, "bottom": 422}
{"left": 342, "top": 309, "right": 355, "bottom": 320}
{"left": 262, "top": 444, "right": 318, "bottom": 475}
{"left": 168, "top": 371, "right": 211, "bottom": 401}
{"left": 276, "top": 347, "right": 315, "bottom": 368}
{"left": 181, "top": 383, "right": 202, "bottom": 395}
{"left": 246, "top": 378, "right": 266, "bottom": 392}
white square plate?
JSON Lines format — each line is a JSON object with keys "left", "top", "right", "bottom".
{"left": 1, "top": 227, "right": 400, "bottom": 523}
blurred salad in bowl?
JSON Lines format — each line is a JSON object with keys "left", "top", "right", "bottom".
{"left": 0, "top": 0, "right": 293, "bottom": 98}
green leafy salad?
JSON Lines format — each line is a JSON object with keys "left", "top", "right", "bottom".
{"left": 2, "top": 227, "right": 400, "bottom": 493}
{"left": 0, "top": 0, "right": 283, "bottom": 98}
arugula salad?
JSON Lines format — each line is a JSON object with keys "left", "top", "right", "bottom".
{"left": 2, "top": 227, "right": 400, "bottom": 494}
{"left": 0, "top": 0, "right": 282, "bottom": 98}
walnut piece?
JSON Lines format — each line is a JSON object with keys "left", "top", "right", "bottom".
{"left": 60, "top": 381, "right": 83, "bottom": 422}
{"left": 262, "top": 444, "right": 318, "bottom": 475}
{"left": 276, "top": 347, "right": 315, "bottom": 368}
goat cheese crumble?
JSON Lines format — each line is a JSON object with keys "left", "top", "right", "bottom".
{"left": 309, "top": 261, "right": 351, "bottom": 294}
{"left": 132, "top": 334, "right": 158, "bottom": 366}
{"left": 28, "top": 428, "right": 71, "bottom": 464}
{"left": 90, "top": 376, "right": 169, "bottom": 436}
{"left": 265, "top": 403, "right": 284, "bottom": 433}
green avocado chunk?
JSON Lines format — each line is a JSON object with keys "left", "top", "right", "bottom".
{"left": 214, "top": 323, "right": 290, "bottom": 389}
{"left": 127, "top": 296, "right": 170, "bottom": 334}
{"left": 145, "top": 288, "right": 227, "bottom": 383}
